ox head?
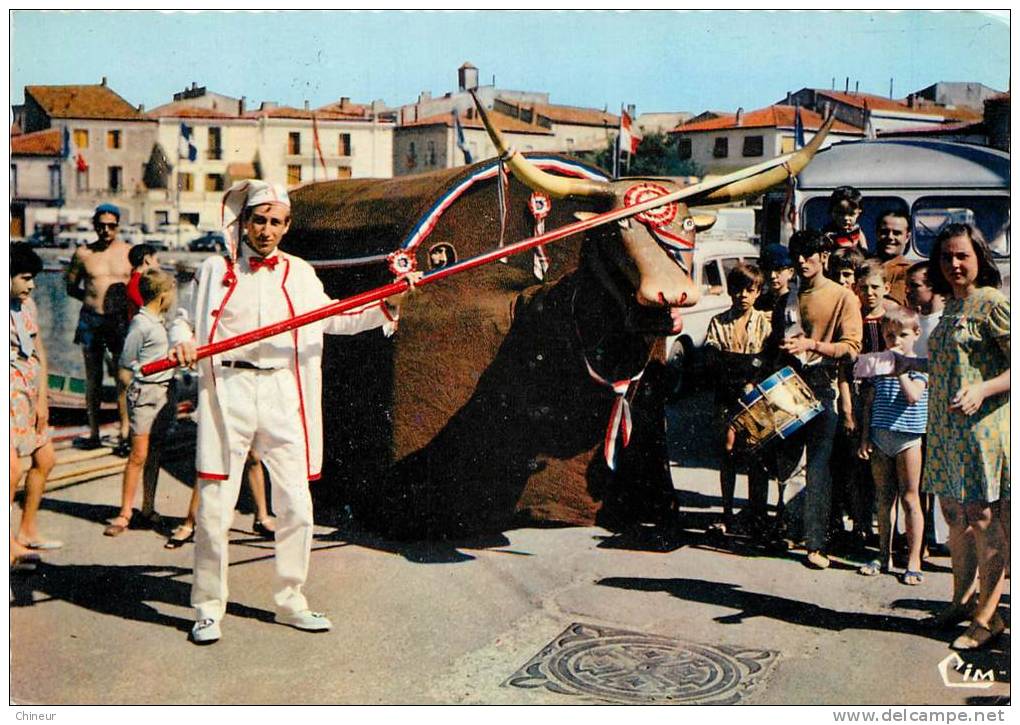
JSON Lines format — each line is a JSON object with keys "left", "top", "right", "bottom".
{"left": 470, "top": 91, "right": 833, "bottom": 334}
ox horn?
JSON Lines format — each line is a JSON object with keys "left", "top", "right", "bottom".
{"left": 689, "top": 113, "right": 837, "bottom": 205}
{"left": 469, "top": 90, "right": 610, "bottom": 199}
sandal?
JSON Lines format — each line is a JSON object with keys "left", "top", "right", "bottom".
{"left": 253, "top": 518, "right": 276, "bottom": 538}
{"left": 901, "top": 569, "right": 924, "bottom": 586}
{"left": 164, "top": 524, "right": 194, "bottom": 549}
{"left": 858, "top": 559, "right": 885, "bottom": 576}
{"left": 103, "top": 515, "right": 132, "bottom": 537}
{"left": 952, "top": 615, "right": 1005, "bottom": 651}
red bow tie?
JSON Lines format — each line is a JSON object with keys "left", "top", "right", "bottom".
{"left": 249, "top": 255, "right": 280, "bottom": 272}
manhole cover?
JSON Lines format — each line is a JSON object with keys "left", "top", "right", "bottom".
{"left": 504, "top": 622, "right": 778, "bottom": 704}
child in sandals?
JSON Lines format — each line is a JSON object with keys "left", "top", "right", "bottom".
{"left": 855, "top": 308, "right": 929, "bottom": 584}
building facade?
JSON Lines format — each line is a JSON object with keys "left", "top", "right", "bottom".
{"left": 671, "top": 105, "right": 864, "bottom": 174}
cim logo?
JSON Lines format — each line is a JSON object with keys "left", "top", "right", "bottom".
{"left": 938, "top": 652, "right": 996, "bottom": 689}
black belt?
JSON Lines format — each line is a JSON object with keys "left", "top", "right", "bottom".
{"left": 221, "top": 360, "right": 280, "bottom": 371}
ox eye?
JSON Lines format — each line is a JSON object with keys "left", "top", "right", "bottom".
{"left": 682, "top": 218, "right": 695, "bottom": 231}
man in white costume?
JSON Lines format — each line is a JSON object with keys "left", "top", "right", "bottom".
{"left": 171, "top": 180, "right": 415, "bottom": 645}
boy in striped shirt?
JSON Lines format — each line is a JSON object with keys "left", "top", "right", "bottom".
{"left": 855, "top": 308, "right": 929, "bottom": 585}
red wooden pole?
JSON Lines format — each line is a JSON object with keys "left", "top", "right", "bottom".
{"left": 140, "top": 184, "right": 695, "bottom": 377}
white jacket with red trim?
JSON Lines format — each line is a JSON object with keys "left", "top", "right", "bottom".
{"left": 178, "top": 252, "right": 397, "bottom": 481}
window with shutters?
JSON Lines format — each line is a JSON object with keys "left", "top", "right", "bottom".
{"left": 73, "top": 129, "right": 89, "bottom": 149}
{"left": 178, "top": 172, "right": 193, "bottom": 192}
{"left": 742, "top": 135, "right": 764, "bottom": 157}
{"left": 108, "top": 166, "right": 123, "bottom": 192}
{"left": 288, "top": 132, "right": 301, "bottom": 155}
{"left": 712, "top": 137, "right": 729, "bottom": 158}
{"left": 677, "top": 138, "right": 692, "bottom": 160}
{"left": 106, "top": 130, "right": 121, "bottom": 149}
{"left": 338, "top": 133, "right": 351, "bottom": 156}
{"left": 287, "top": 165, "right": 302, "bottom": 185}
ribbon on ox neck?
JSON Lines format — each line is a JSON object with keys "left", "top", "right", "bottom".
{"left": 583, "top": 356, "right": 644, "bottom": 471}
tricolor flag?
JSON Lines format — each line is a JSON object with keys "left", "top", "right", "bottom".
{"left": 178, "top": 123, "right": 197, "bottom": 162}
{"left": 453, "top": 109, "right": 473, "bottom": 164}
{"left": 63, "top": 127, "right": 88, "bottom": 171}
{"left": 619, "top": 109, "right": 640, "bottom": 156}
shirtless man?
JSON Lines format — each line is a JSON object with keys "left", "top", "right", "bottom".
{"left": 65, "top": 203, "right": 133, "bottom": 452}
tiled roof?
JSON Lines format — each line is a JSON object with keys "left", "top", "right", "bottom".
{"left": 316, "top": 100, "right": 373, "bottom": 118}
{"left": 401, "top": 109, "right": 553, "bottom": 135}
{"left": 146, "top": 101, "right": 239, "bottom": 120}
{"left": 507, "top": 101, "right": 618, "bottom": 127}
{"left": 26, "top": 84, "right": 145, "bottom": 121}
{"left": 674, "top": 105, "right": 863, "bottom": 134}
{"left": 11, "top": 128, "right": 62, "bottom": 156}
{"left": 815, "top": 90, "right": 983, "bottom": 121}
{"left": 243, "top": 105, "right": 374, "bottom": 121}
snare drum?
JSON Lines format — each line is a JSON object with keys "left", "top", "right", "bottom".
{"left": 730, "top": 366, "right": 823, "bottom": 450}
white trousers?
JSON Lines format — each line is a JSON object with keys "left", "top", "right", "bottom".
{"left": 191, "top": 366, "right": 313, "bottom": 622}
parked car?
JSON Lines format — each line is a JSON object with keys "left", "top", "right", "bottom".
{"left": 26, "top": 229, "right": 55, "bottom": 247}
{"left": 146, "top": 223, "right": 200, "bottom": 251}
{"left": 189, "top": 231, "right": 227, "bottom": 253}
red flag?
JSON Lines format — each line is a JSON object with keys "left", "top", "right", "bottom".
{"left": 619, "top": 110, "right": 641, "bottom": 155}
{"left": 312, "top": 114, "right": 327, "bottom": 173}
{"left": 75, "top": 151, "right": 88, "bottom": 172}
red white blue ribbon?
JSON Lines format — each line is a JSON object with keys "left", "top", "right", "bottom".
{"left": 583, "top": 357, "right": 644, "bottom": 471}
{"left": 529, "top": 191, "right": 551, "bottom": 281}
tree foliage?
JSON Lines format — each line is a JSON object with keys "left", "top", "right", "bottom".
{"left": 580, "top": 131, "right": 703, "bottom": 179}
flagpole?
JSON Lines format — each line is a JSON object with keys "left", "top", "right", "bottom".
{"left": 176, "top": 124, "right": 183, "bottom": 249}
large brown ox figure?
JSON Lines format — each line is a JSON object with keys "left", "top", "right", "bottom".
{"left": 285, "top": 100, "right": 832, "bottom": 540}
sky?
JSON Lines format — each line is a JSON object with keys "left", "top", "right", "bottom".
{"left": 9, "top": 10, "right": 1011, "bottom": 116}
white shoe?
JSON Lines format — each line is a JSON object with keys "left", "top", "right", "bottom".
{"left": 190, "top": 618, "right": 221, "bottom": 644}
{"left": 274, "top": 610, "right": 332, "bottom": 632}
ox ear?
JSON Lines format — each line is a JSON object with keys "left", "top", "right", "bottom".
{"left": 693, "top": 214, "right": 716, "bottom": 232}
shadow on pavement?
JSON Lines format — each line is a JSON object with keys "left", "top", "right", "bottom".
{"left": 9, "top": 562, "right": 273, "bottom": 633}
{"left": 313, "top": 517, "right": 517, "bottom": 564}
{"left": 598, "top": 575, "right": 961, "bottom": 643}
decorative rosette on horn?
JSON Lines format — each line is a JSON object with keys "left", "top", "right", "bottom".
{"left": 387, "top": 249, "right": 418, "bottom": 278}
{"left": 622, "top": 182, "right": 678, "bottom": 229}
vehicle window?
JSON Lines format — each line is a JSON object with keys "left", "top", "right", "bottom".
{"left": 719, "top": 257, "right": 742, "bottom": 292}
{"left": 702, "top": 259, "right": 724, "bottom": 294}
{"left": 911, "top": 196, "right": 1010, "bottom": 258}
{"left": 802, "top": 196, "right": 910, "bottom": 254}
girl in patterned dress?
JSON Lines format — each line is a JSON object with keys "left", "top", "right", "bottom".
{"left": 922, "top": 224, "right": 1010, "bottom": 651}
{"left": 10, "top": 244, "right": 60, "bottom": 569}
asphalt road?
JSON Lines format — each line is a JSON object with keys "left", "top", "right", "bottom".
{"left": 9, "top": 395, "right": 1010, "bottom": 706}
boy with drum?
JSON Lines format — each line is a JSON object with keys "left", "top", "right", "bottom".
{"left": 704, "top": 263, "right": 773, "bottom": 541}
{"left": 780, "top": 230, "right": 863, "bottom": 570}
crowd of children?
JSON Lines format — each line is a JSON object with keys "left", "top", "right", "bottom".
{"left": 705, "top": 187, "right": 948, "bottom": 591}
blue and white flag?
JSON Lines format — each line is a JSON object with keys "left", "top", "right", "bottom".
{"left": 453, "top": 109, "right": 472, "bottom": 164}
{"left": 179, "top": 123, "right": 197, "bottom": 162}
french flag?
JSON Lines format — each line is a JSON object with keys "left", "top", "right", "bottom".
{"left": 619, "top": 109, "right": 640, "bottom": 156}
